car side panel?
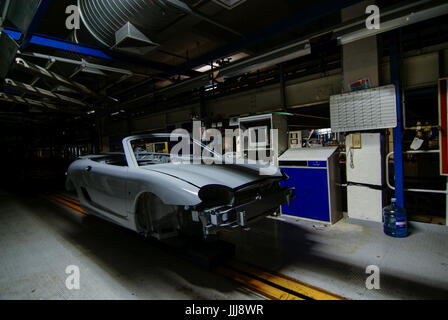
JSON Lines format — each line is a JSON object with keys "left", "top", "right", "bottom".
{"left": 67, "top": 159, "right": 202, "bottom": 232}
{"left": 126, "top": 167, "right": 201, "bottom": 215}
{"left": 85, "top": 162, "right": 129, "bottom": 217}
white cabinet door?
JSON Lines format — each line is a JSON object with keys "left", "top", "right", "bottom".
{"left": 346, "top": 133, "right": 382, "bottom": 186}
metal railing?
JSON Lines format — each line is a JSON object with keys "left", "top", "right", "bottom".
{"left": 386, "top": 150, "right": 448, "bottom": 194}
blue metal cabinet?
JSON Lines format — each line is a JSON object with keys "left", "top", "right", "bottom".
{"left": 280, "top": 167, "right": 330, "bottom": 221}
{"left": 278, "top": 147, "right": 341, "bottom": 224}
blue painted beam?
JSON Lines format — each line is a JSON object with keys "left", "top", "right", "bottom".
{"left": 390, "top": 30, "right": 405, "bottom": 209}
{"left": 3, "top": 27, "right": 113, "bottom": 60}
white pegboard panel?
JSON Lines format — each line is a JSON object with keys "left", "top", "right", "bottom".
{"left": 330, "top": 85, "right": 397, "bottom": 133}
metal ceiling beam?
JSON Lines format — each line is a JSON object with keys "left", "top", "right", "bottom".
{"left": 169, "top": 0, "right": 364, "bottom": 76}
{"left": 120, "top": 74, "right": 210, "bottom": 107}
{"left": 119, "top": 38, "right": 312, "bottom": 106}
{"left": 4, "top": 78, "right": 88, "bottom": 108}
{"left": 3, "top": 27, "right": 176, "bottom": 73}
{"left": 164, "top": 0, "right": 244, "bottom": 37}
{"left": 0, "top": 92, "right": 81, "bottom": 115}
{"left": 18, "top": 52, "right": 136, "bottom": 76}
{"left": 218, "top": 39, "right": 311, "bottom": 78}
{"left": 334, "top": 0, "right": 448, "bottom": 45}
{"left": 119, "top": 0, "right": 444, "bottom": 108}
{"left": 116, "top": 0, "right": 364, "bottom": 101}
{"left": 14, "top": 57, "right": 98, "bottom": 98}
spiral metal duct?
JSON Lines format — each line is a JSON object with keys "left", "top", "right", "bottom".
{"left": 77, "top": 0, "right": 186, "bottom": 48}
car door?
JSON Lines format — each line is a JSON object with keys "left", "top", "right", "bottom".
{"left": 82, "top": 161, "right": 129, "bottom": 218}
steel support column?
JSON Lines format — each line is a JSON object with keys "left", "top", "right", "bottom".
{"left": 390, "top": 30, "right": 405, "bottom": 208}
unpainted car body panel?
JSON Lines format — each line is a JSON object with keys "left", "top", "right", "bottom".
{"left": 140, "top": 162, "right": 282, "bottom": 189}
{"left": 66, "top": 134, "right": 294, "bottom": 238}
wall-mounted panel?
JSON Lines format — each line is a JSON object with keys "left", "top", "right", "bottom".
{"left": 330, "top": 85, "right": 397, "bottom": 132}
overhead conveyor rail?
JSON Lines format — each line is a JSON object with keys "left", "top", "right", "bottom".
{"left": 1, "top": 49, "right": 153, "bottom": 115}
{"left": 14, "top": 57, "right": 98, "bottom": 98}
{"left": 4, "top": 78, "right": 88, "bottom": 108}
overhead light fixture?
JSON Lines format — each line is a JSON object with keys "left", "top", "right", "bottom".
{"left": 193, "top": 52, "right": 250, "bottom": 73}
{"left": 219, "top": 40, "right": 311, "bottom": 78}
{"left": 194, "top": 63, "right": 220, "bottom": 73}
{"left": 336, "top": 2, "right": 448, "bottom": 45}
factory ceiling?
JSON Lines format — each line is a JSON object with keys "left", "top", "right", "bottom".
{"left": 0, "top": 0, "right": 446, "bottom": 127}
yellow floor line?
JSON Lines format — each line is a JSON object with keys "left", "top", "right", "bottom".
{"left": 214, "top": 267, "right": 304, "bottom": 300}
{"left": 54, "top": 194, "right": 80, "bottom": 206}
{"left": 49, "top": 195, "right": 88, "bottom": 215}
{"left": 226, "top": 261, "right": 347, "bottom": 300}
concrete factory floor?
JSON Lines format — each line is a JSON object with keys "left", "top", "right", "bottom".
{"left": 221, "top": 216, "right": 448, "bottom": 300}
{"left": 0, "top": 189, "right": 447, "bottom": 300}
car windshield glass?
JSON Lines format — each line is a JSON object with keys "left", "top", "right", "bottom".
{"left": 129, "top": 134, "right": 222, "bottom": 167}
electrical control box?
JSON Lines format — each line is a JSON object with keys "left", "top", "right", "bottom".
{"left": 288, "top": 131, "right": 302, "bottom": 148}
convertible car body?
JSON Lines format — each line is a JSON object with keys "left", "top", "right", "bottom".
{"left": 66, "top": 134, "right": 295, "bottom": 239}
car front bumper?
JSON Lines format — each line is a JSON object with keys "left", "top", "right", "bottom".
{"left": 195, "top": 186, "right": 295, "bottom": 236}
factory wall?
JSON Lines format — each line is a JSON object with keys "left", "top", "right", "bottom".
{"left": 381, "top": 48, "right": 448, "bottom": 88}
{"left": 99, "top": 45, "right": 448, "bottom": 150}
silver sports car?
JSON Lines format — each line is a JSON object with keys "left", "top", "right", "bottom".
{"left": 66, "top": 133, "right": 295, "bottom": 239}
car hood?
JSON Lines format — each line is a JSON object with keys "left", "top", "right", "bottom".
{"left": 141, "top": 160, "right": 283, "bottom": 189}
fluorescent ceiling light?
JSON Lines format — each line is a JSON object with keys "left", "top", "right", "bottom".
{"left": 194, "top": 63, "right": 219, "bottom": 73}
{"left": 227, "top": 51, "right": 250, "bottom": 62}
{"left": 338, "top": 3, "right": 448, "bottom": 45}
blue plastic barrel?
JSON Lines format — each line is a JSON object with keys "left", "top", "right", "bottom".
{"left": 383, "top": 198, "right": 408, "bottom": 238}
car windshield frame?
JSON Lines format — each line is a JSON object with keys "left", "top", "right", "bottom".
{"left": 122, "top": 133, "right": 223, "bottom": 168}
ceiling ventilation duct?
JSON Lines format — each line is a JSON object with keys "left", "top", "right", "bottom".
{"left": 77, "top": 0, "right": 186, "bottom": 55}
{"left": 111, "top": 22, "right": 160, "bottom": 56}
{"left": 212, "top": 0, "right": 247, "bottom": 10}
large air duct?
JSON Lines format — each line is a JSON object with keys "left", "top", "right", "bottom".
{"left": 77, "top": 0, "right": 186, "bottom": 54}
